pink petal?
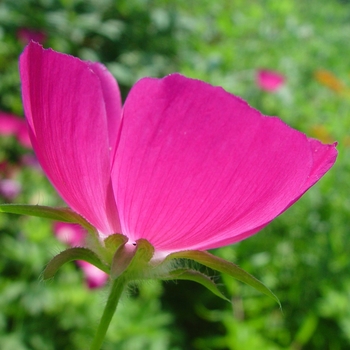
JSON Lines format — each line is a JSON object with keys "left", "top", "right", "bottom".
{"left": 256, "top": 69, "right": 285, "bottom": 92}
{"left": 20, "top": 42, "right": 120, "bottom": 234}
{"left": 113, "top": 74, "right": 337, "bottom": 253}
{"left": 76, "top": 260, "right": 109, "bottom": 289}
{"left": 89, "top": 63, "right": 122, "bottom": 160}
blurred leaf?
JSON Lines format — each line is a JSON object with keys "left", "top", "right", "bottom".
{"left": 292, "top": 313, "right": 318, "bottom": 347}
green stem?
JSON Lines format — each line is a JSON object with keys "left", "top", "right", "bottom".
{"left": 90, "top": 277, "right": 126, "bottom": 350}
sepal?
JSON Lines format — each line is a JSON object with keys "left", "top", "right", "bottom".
{"left": 43, "top": 247, "right": 109, "bottom": 280}
{"left": 110, "top": 243, "right": 137, "bottom": 279}
{"left": 110, "top": 239, "right": 155, "bottom": 280}
{"left": 104, "top": 233, "right": 129, "bottom": 263}
{"left": 162, "top": 250, "right": 281, "bottom": 307}
{"left": 162, "top": 268, "right": 230, "bottom": 302}
{"left": 129, "top": 239, "right": 155, "bottom": 267}
{"left": 0, "top": 204, "right": 94, "bottom": 231}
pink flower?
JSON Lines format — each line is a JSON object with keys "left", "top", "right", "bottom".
{"left": 21, "top": 154, "right": 41, "bottom": 170}
{"left": 54, "top": 222, "right": 108, "bottom": 288}
{"left": 0, "top": 112, "right": 31, "bottom": 148}
{"left": 17, "top": 28, "right": 46, "bottom": 44}
{"left": 20, "top": 42, "right": 337, "bottom": 255}
{"left": 256, "top": 69, "right": 285, "bottom": 92}
{"left": 0, "top": 161, "right": 22, "bottom": 200}
{"left": 54, "top": 222, "right": 86, "bottom": 247}
{"left": 0, "top": 179, "right": 21, "bottom": 200}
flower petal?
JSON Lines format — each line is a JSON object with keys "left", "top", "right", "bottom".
{"left": 89, "top": 62, "right": 122, "bottom": 159}
{"left": 20, "top": 42, "right": 120, "bottom": 234}
{"left": 113, "top": 74, "right": 337, "bottom": 252}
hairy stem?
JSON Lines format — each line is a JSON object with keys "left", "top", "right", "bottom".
{"left": 90, "top": 277, "right": 126, "bottom": 350}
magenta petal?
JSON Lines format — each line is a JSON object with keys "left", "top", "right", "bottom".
{"left": 303, "top": 139, "right": 337, "bottom": 189}
{"left": 113, "top": 74, "right": 337, "bottom": 252}
{"left": 89, "top": 62, "right": 122, "bottom": 159}
{"left": 20, "top": 42, "right": 120, "bottom": 234}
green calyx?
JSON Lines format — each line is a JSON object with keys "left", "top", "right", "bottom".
{"left": 110, "top": 238, "right": 154, "bottom": 280}
{"left": 0, "top": 204, "right": 280, "bottom": 307}
{"left": 42, "top": 235, "right": 280, "bottom": 307}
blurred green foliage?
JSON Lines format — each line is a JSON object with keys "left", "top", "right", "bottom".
{"left": 1, "top": 0, "right": 350, "bottom": 349}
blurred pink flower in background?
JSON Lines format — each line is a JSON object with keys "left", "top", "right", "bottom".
{"left": 0, "top": 178, "right": 21, "bottom": 200}
{"left": 256, "top": 69, "right": 285, "bottom": 92}
{"left": 0, "top": 161, "right": 15, "bottom": 177}
{"left": 54, "top": 222, "right": 86, "bottom": 246}
{"left": 21, "top": 154, "right": 40, "bottom": 169}
{"left": 17, "top": 28, "right": 46, "bottom": 44}
{"left": 0, "top": 112, "right": 31, "bottom": 148}
{"left": 20, "top": 43, "right": 336, "bottom": 257}
{"left": 76, "top": 260, "right": 109, "bottom": 289}
{"left": 53, "top": 222, "right": 108, "bottom": 288}
{"left": 0, "top": 161, "right": 21, "bottom": 200}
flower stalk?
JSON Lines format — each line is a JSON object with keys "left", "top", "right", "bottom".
{"left": 89, "top": 277, "right": 126, "bottom": 350}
